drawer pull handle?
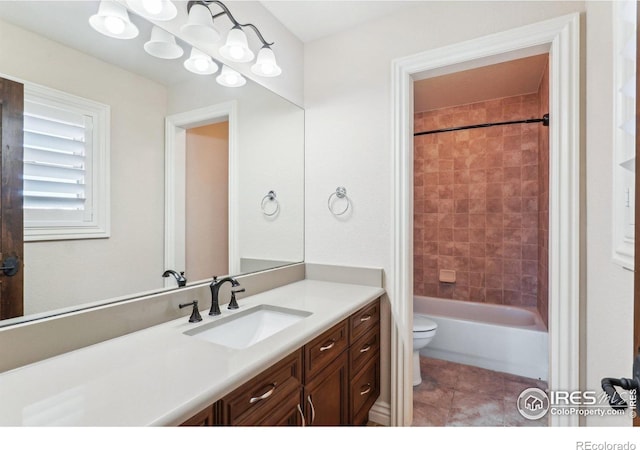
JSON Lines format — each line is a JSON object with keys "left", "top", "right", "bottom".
{"left": 297, "top": 404, "right": 306, "bottom": 427}
{"left": 359, "top": 344, "right": 372, "bottom": 353}
{"left": 360, "top": 314, "right": 372, "bottom": 322}
{"left": 249, "top": 383, "right": 277, "bottom": 404}
{"left": 360, "top": 383, "right": 372, "bottom": 396}
{"left": 320, "top": 340, "right": 336, "bottom": 351}
{"left": 307, "top": 395, "right": 316, "bottom": 425}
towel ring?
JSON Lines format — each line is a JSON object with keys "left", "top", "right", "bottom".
{"left": 261, "top": 190, "right": 279, "bottom": 217}
{"left": 328, "top": 187, "right": 350, "bottom": 216}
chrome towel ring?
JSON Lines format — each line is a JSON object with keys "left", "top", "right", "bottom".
{"left": 328, "top": 187, "right": 350, "bottom": 216}
{"left": 261, "top": 190, "right": 279, "bottom": 216}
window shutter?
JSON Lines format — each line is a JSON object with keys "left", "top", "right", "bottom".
{"left": 23, "top": 99, "right": 92, "bottom": 218}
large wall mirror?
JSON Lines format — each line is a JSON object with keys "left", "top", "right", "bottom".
{"left": 0, "top": 1, "right": 304, "bottom": 327}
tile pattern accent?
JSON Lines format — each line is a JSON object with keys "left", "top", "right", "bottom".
{"left": 537, "top": 59, "right": 550, "bottom": 328}
{"left": 412, "top": 356, "right": 549, "bottom": 427}
{"left": 414, "top": 94, "right": 543, "bottom": 306}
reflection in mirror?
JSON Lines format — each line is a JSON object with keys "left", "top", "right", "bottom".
{"left": 0, "top": 1, "right": 304, "bottom": 326}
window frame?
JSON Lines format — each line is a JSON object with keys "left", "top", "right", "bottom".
{"left": 23, "top": 83, "right": 110, "bottom": 241}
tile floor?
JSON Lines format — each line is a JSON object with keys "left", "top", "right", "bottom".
{"left": 412, "top": 356, "right": 548, "bottom": 426}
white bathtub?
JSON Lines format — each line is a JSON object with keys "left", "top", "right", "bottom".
{"left": 414, "top": 295, "right": 548, "bottom": 381}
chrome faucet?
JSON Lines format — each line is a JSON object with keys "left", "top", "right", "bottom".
{"left": 209, "top": 276, "right": 240, "bottom": 316}
{"left": 163, "top": 269, "right": 187, "bottom": 287}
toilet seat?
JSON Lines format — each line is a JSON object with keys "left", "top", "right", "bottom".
{"left": 413, "top": 315, "right": 437, "bottom": 332}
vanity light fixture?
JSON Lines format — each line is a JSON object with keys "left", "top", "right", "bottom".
{"left": 186, "top": 1, "right": 281, "bottom": 77}
{"left": 144, "top": 26, "right": 184, "bottom": 59}
{"left": 126, "top": 0, "right": 177, "bottom": 21}
{"left": 216, "top": 66, "right": 246, "bottom": 87}
{"left": 184, "top": 48, "right": 219, "bottom": 75}
{"left": 89, "top": 1, "right": 139, "bottom": 39}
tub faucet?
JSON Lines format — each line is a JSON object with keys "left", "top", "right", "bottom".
{"left": 163, "top": 269, "right": 187, "bottom": 287}
{"left": 209, "top": 276, "right": 241, "bottom": 316}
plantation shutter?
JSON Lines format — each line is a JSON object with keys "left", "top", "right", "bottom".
{"left": 23, "top": 98, "right": 93, "bottom": 223}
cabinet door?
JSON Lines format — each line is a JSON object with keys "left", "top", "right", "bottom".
{"left": 304, "top": 350, "right": 349, "bottom": 426}
{"left": 180, "top": 404, "right": 217, "bottom": 426}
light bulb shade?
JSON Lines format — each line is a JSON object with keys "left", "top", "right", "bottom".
{"left": 251, "top": 46, "right": 282, "bottom": 77}
{"left": 216, "top": 66, "right": 246, "bottom": 87}
{"left": 180, "top": 4, "right": 220, "bottom": 44}
{"left": 184, "top": 48, "right": 219, "bottom": 75}
{"left": 89, "top": 1, "right": 139, "bottom": 39}
{"left": 126, "top": 0, "right": 177, "bottom": 21}
{"left": 219, "top": 27, "right": 254, "bottom": 63}
{"left": 144, "top": 26, "right": 184, "bottom": 59}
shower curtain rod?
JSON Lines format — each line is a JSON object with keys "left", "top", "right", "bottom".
{"left": 414, "top": 113, "right": 549, "bottom": 136}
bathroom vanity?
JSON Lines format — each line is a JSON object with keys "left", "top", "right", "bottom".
{"left": 0, "top": 273, "right": 383, "bottom": 426}
{"left": 182, "top": 298, "right": 380, "bottom": 426}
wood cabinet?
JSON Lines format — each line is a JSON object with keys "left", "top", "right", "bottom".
{"left": 180, "top": 297, "right": 380, "bottom": 426}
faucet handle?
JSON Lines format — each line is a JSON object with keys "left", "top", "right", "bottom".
{"left": 228, "top": 288, "right": 245, "bottom": 310}
{"left": 179, "top": 300, "right": 202, "bottom": 323}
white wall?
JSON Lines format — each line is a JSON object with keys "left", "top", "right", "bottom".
{"left": 584, "top": 0, "right": 635, "bottom": 426}
{"left": 304, "top": 0, "right": 634, "bottom": 425}
{"left": 0, "top": 19, "right": 167, "bottom": 316}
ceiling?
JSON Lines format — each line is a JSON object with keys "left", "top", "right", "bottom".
{"left": 413, "top": 54, "right": 550, "bottom": 113}
{"left": 260, "top": 0, "right": 415, "bottom": 43}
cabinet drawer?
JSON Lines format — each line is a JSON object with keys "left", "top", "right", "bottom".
{"left": 235, "top": 386, "right": 304, "bottom": 426}
{"left": 349, "top": 299, "right": 380, "bottom": 342}
{"left": 304, "top": 319, "right": 348, "bottom": 379}
{"left": 221, "top": 350, "right": 302, "bottom": 425}
{"left": 350, "top": 355, "right": 380, "bottom": 422}
{"left": 349, "top": 326, "right": 380, "bottom": 376}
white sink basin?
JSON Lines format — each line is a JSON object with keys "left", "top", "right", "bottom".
{"left": 184, "top": 304, "right": 312, "bottom": 349}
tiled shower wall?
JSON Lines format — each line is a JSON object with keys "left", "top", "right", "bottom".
{"left": 414, "top": 91, "right": 547, "bottom": 310}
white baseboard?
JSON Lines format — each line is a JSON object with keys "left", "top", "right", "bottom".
{"left": 368, "top": 400, "right": 391, "bottom": 426}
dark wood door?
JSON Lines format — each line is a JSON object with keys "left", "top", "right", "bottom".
{"left": 304, "top": 351, "right": 349, "bottom": 426}
{"left": 0, "top": 77, "right": 24, "bottom": 320}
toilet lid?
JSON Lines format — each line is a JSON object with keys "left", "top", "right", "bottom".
{"left": 413, "top": 315, "right": 437, "bottom": 332}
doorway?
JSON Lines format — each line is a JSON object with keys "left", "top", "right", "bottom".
{"left": 165, "top": 101, "right": 239, "bottom": 285}
{"left": 390, "top": 13, "right": 581, "bottom": 426}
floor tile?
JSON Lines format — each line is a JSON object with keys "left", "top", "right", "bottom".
{"left": 412, "top": 356, "right": 549, "bottom": 427}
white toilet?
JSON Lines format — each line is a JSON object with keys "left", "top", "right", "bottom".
{"left": 413, "top": 314, "right": 438, "bottom": 386}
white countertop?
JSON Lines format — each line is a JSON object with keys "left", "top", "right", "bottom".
{"left": 0, "top": 280, "right": 384, "bottom": 426}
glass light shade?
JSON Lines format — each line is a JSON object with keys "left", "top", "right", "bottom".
{"left": 622, "top": 76, "right": 636, "bottom": 99}
{"left": 184, "top": 48, "right": 219, "bottom": 75}
{"left": 219, "top": 27, "right": 254, "bottom": 63}
{"left": 89, "top": 1, "right": 139, "bottom": 39}
{"left": 216, "top": 66, "right": 246, "bottom": 87}
{"left": 126, "top": 0, "right": 177, "bottom": 21}
{"left": 144, "top": 26, "right": 184, "bottom": 59}
{"left": 180, "top": 4, "right": 220, "bottom": 44}
{"left": 251, "top": 46, "right": 282, "bottom": 77}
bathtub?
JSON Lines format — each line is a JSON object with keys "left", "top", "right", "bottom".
{"left": 413, "top": 295, "right": 548, "bottom": 381}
